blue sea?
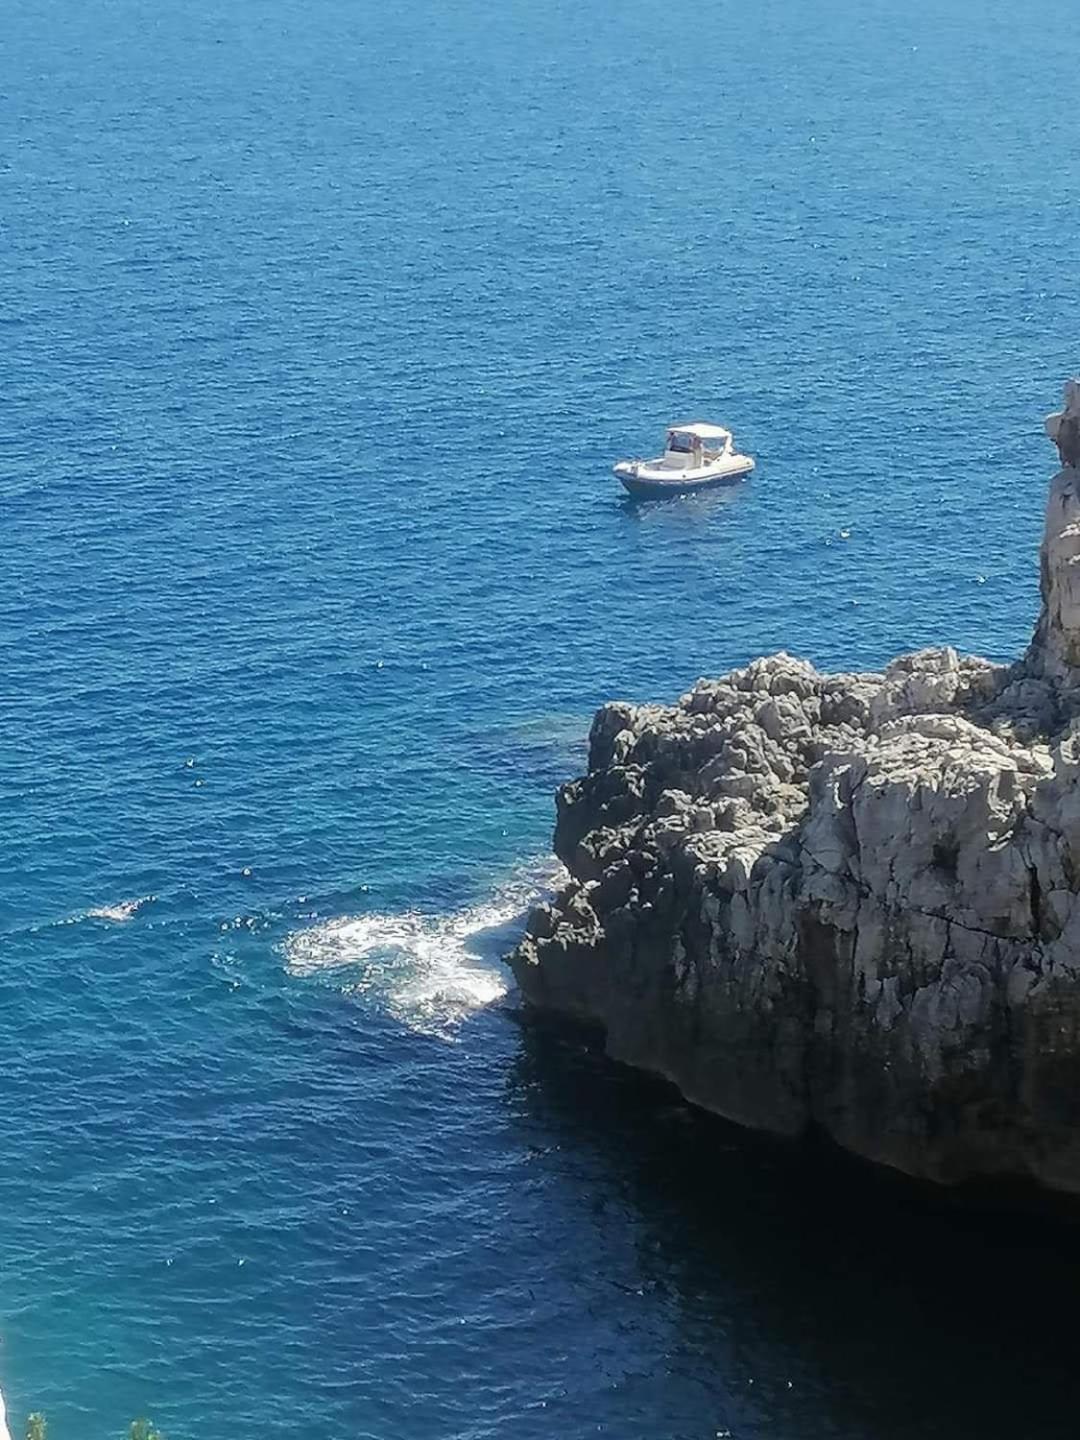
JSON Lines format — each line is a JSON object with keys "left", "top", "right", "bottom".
{"left": 5, "top": 0, "right": 1080, "bottom": 1434}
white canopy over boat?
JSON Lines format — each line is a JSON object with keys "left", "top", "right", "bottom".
{"left": 667, "top": 423, "right": 732, "bottom": 440}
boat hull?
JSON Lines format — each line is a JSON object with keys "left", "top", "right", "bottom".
{"left": 613, "top": 456, "right": 754, "bottom": 499}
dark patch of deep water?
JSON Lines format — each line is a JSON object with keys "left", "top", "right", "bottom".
{"left": 512, "top": 1020, "right": 1080, "bottom": 1440}
{"left": 5, "top": 0, "right": 1080, "bottom": 1432}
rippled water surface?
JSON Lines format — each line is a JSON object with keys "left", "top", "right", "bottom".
{"left": 6, "top": 0, "right": 1080, "bottom": 1434}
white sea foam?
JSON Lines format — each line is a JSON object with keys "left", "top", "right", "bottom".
{"left": 282, "top": 858, "right": 564, "bottom": 1038}
{"left": 85, "top": 895, "right": 155, "bottom": 923}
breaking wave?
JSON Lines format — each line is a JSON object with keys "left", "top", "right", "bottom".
{"left": 84, "top": 895, "right": 155, "bottom": 923}
{"left": 282, "top": 858, "right": 564, "bottom": 1038}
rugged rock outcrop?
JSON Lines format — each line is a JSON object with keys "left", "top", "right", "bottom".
{"left": 509, "top": 382, "right": 1080, "bottom": 1195}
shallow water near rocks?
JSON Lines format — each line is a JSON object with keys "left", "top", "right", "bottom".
{"left": 5, "top": 0, "right": 1080, "bottom": 1434}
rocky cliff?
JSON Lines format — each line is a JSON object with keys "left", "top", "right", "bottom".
{"left": 509, "top": 382, "right": 1080, "bottom": 1195}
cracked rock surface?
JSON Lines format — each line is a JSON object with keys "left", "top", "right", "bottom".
{"left": 509, "top": 383, "right": 1080, "bottom": 1193}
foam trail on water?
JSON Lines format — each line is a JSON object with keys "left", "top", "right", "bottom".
{"left": 84, "top": 895, "right": 155, "bottom": 923}
{"left": 282, "top": 858, "right": 564, "bottom": 1039}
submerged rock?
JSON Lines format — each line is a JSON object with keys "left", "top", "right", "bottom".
{"left": 509, "top": 381, "right": 1080, "bottom": 1196}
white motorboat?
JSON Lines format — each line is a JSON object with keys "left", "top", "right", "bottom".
{"left": 613, "top": 422, "right": 754, "bottom": 498}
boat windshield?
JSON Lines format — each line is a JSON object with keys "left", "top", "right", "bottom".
{"left": 667, "top": 432, "right": 697, "bottom": 453}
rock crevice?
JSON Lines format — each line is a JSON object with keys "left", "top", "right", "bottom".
{"left": 509, "top": 382, "right": 1080, "bottom": 1195}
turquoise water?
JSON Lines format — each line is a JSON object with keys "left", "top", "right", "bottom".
{"left": 5, "top": 0, "right": 1080, "bottom": 1434}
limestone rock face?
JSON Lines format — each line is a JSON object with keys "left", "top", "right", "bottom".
{"left": 509, "top": 382, "right": 1080, "bottom": 1194}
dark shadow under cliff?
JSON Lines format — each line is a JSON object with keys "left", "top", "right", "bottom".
{"left": 505, "top": 1010, "right": 1080, "bottom": 1440}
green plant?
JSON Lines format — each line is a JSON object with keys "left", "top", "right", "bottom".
{"left": 20, "top": 1412, "right": 162, "bottom": 1438}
